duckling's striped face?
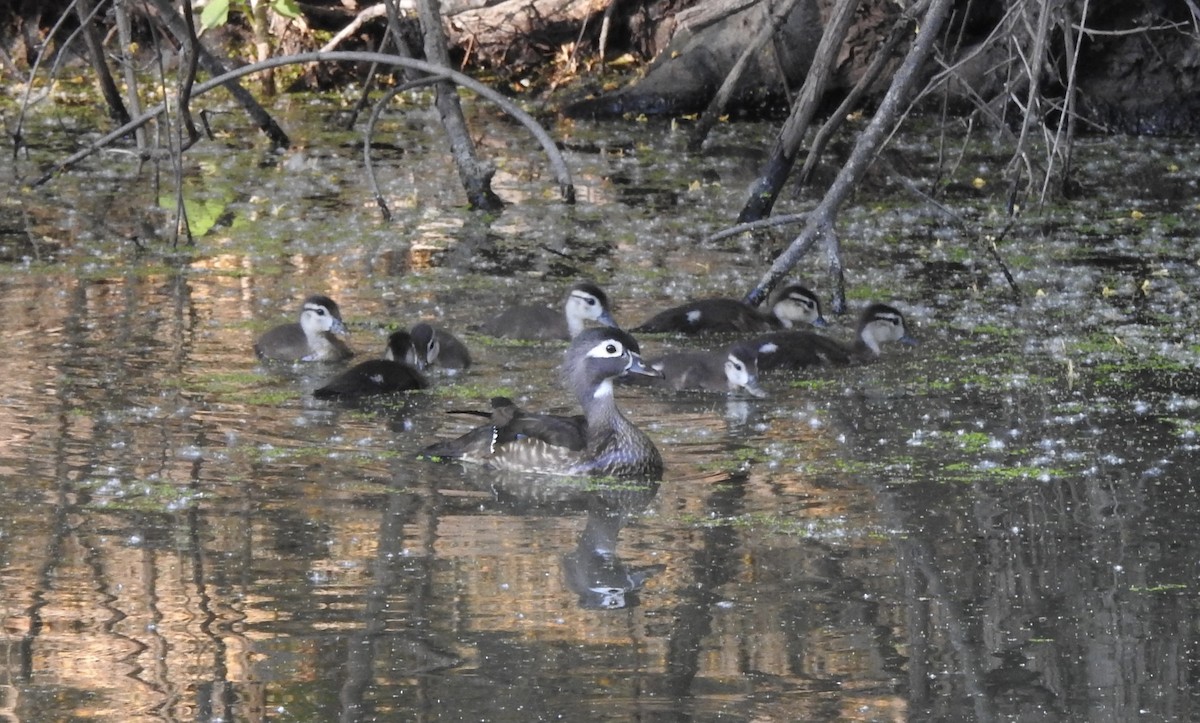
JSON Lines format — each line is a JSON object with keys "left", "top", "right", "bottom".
{"left": 772, "top": 287, "right": 825, "bottom": 328}
{"left": 564, "top": 287, "right": 618, "bottom": 329}
{"left": 300, "top": 299, "right": 348, "bottom": 336}
{"left": 862, "top": 308, "right": 908, "bottom": 343}
{"left": 584, "top": 337, "right": 636, "bottom": 396}
{"left": 858, "top": 304, "right": 918, "bottom": 355}
{"left": 724, "top": 348, "right": 767, "bottom": 398}
{"left": 406, "top": 324, "right": 438, "bottom": 369}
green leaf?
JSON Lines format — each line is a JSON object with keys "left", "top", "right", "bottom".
{"left": 271, "top": 0, "right": 302, "bottom": 19}
{"left": 199, "top": 0, "right": 231, "bottom": 29}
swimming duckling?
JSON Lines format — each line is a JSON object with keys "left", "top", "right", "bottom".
{"left": 752, "top": 302, "right": 917, "bottom": 371}
{"left": 632, "top": 283, "right": 826, "bottom": 335}
{"left": 479, "top": 282, "right": 619, "bottom": 340}
{"left": 312, "top": 330, "right": 427, "bottom": 399}
{"left": 634, "top": 341, "right": 767, "bottom": 397}
{"left": 255, "top": 295, "right": 354, "bottom": 362}
{"left": 408, "top": 322, "right": 472, "bottom": 371}
{"left": 421, "top": 328, "right": 663, "bottom": 479}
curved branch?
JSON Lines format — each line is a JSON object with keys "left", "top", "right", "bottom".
{"left": 32, "top": 51, "right": 575, "bottom": 203}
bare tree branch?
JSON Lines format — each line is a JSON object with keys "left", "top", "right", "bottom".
{"left": 736, "top": 0, "right": 863, "bottom": 223}
{"left": 687, "top": 0, "right": 805, "bottom": 151}
{"left": 420, "top": 0, "right": 504, "bottom": 210}
{"left": 744, "top": 0, "right": 957, "bottom": 308}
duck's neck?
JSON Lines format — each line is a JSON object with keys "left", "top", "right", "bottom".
{"left": 575, "top": 379, "right": 661, "bottom": 478}
{"left": 307, "top": 330, "right": 347, "bottom": 361}
{"left": 565, "top": 313, "right": 584, "bottom": 338}
{"left": 579, "top": 379, "right": 625, "bottom": 442}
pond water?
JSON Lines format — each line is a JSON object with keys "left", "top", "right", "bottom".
{"left": 1, "top": 92, "right": 1199, "bottom": 721}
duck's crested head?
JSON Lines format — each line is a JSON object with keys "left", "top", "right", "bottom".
{"left": 300, "top": 295, "right": 348, "bottom": 336}
{"left": 858, "top": 302, "right": 918, "bottom": 354}
{"left": 564, "top": 281, "right": 619, "bottom": 331}
{"left": 769, "top": 283, "right": 827, "bottom": 328}
{"left": 563, "top": 328, "right": 658, "bottom": 399}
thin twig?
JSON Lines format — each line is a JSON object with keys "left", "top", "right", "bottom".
{"left": 702, "top": 213, "right": 808, "bottom": 244}
{"left": 13, "top": 0, "right": 95, "bottom": 163}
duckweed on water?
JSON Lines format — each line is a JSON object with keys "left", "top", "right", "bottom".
{"left": 679, "top": 511, "right": 883, "bottom": 539}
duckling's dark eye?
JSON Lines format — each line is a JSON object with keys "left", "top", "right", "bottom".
{"left": 316, "top": 308, "right": 327, "bottom": 316}
{"left": 605, "top": 343, "right": 618, "bottom": 354}
{"left": 585, "top": 297, "right": 597, "bottom": 306}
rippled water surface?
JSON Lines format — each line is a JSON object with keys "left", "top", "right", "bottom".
{"left": 1, "top": 97, "right": 1199, "bottom": 721}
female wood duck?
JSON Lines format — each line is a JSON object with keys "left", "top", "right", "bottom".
{"left": 633, "top": 341, "right": 767, "bottom": 397}
{"left": 751, "top": 302, "right": 917, "bottom": 371}
{"left": 408, "top": 322, "right": 472, "bottom": 371}
{"left": 255, "top": 295, "right": 354, "bottom": 362}
{"left": 313, "top": 330, "right": 428, "bottom": 399}
{"left": 631, "top": 283, "right": 827, "bottom": 334}
{"left": 420, "top": 328, "right": 664, "bottom": 479}
{"left": 479, "top": 282, "right": 619, "bottom": 340}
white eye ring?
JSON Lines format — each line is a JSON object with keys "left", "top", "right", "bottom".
{"left": 587, "top": 340, "right": 625, "bottom": 358}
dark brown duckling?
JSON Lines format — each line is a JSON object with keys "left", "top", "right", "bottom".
{"left": 751, "top": 302, "right": 917, "bottom": 371}
{"left": 632, "top": 283, "right": 826, "bottom": 335}
{"left": 313, "top": 330, "right": 427, "bottom": 399}
{"left": 632, "top": 341, "right": 767, "bottom": 398}
{"left": 255, "top": 294, "right": 354, "bottom": 362}
{"left": 479, "top": 281, "right": 619, "bottom": 340}
{"left": 408, "top": 322, "right": 472, "bottom": 371}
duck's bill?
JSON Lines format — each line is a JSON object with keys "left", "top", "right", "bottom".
{"left": 739, "top": 380, "right": 768, "bottom": 398}
{"left": 625, "top": 354, "right": 664, "bottom": 379}
{"left": 597, "top": 309, "right": 621, "bottom": 329}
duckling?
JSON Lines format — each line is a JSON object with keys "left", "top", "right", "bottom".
{"left": 312, "top": 330, "right": 427, "bottom": 399}
{"left": 751, "top": 302, "right": 917, "bottom": 371}
{"left": 255, "top": 295, "right": 354, "bottom": 362}
{"left": 631, "top": 283, "right": 827, "bottom": 334}
{"left": 634, "top": 341, "right": 767, "bottom": 398}
{"left": 408, "top": 322, "right": 472, "bottom": 371}
{"left": 479, "top": 282, "right": 619, "bottom": 340}
{"left": 421, "top": 328, "right": 663, "bottom": 479}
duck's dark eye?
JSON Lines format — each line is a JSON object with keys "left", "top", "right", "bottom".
{"left": 316, "top": 308, "right": 327, "bottom": 316}
{"left": 586, "top": 297, "right": 597, "bottom": 306}
{"left": 605, "top": 343, "right": 618, "bottom": 354}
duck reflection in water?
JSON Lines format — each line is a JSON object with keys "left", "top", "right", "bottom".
{"left": 561, "top": 493, "right": 665, "bottom": 610}
{"left": 475, "top": 469, "right": 663, "bottom": 610}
